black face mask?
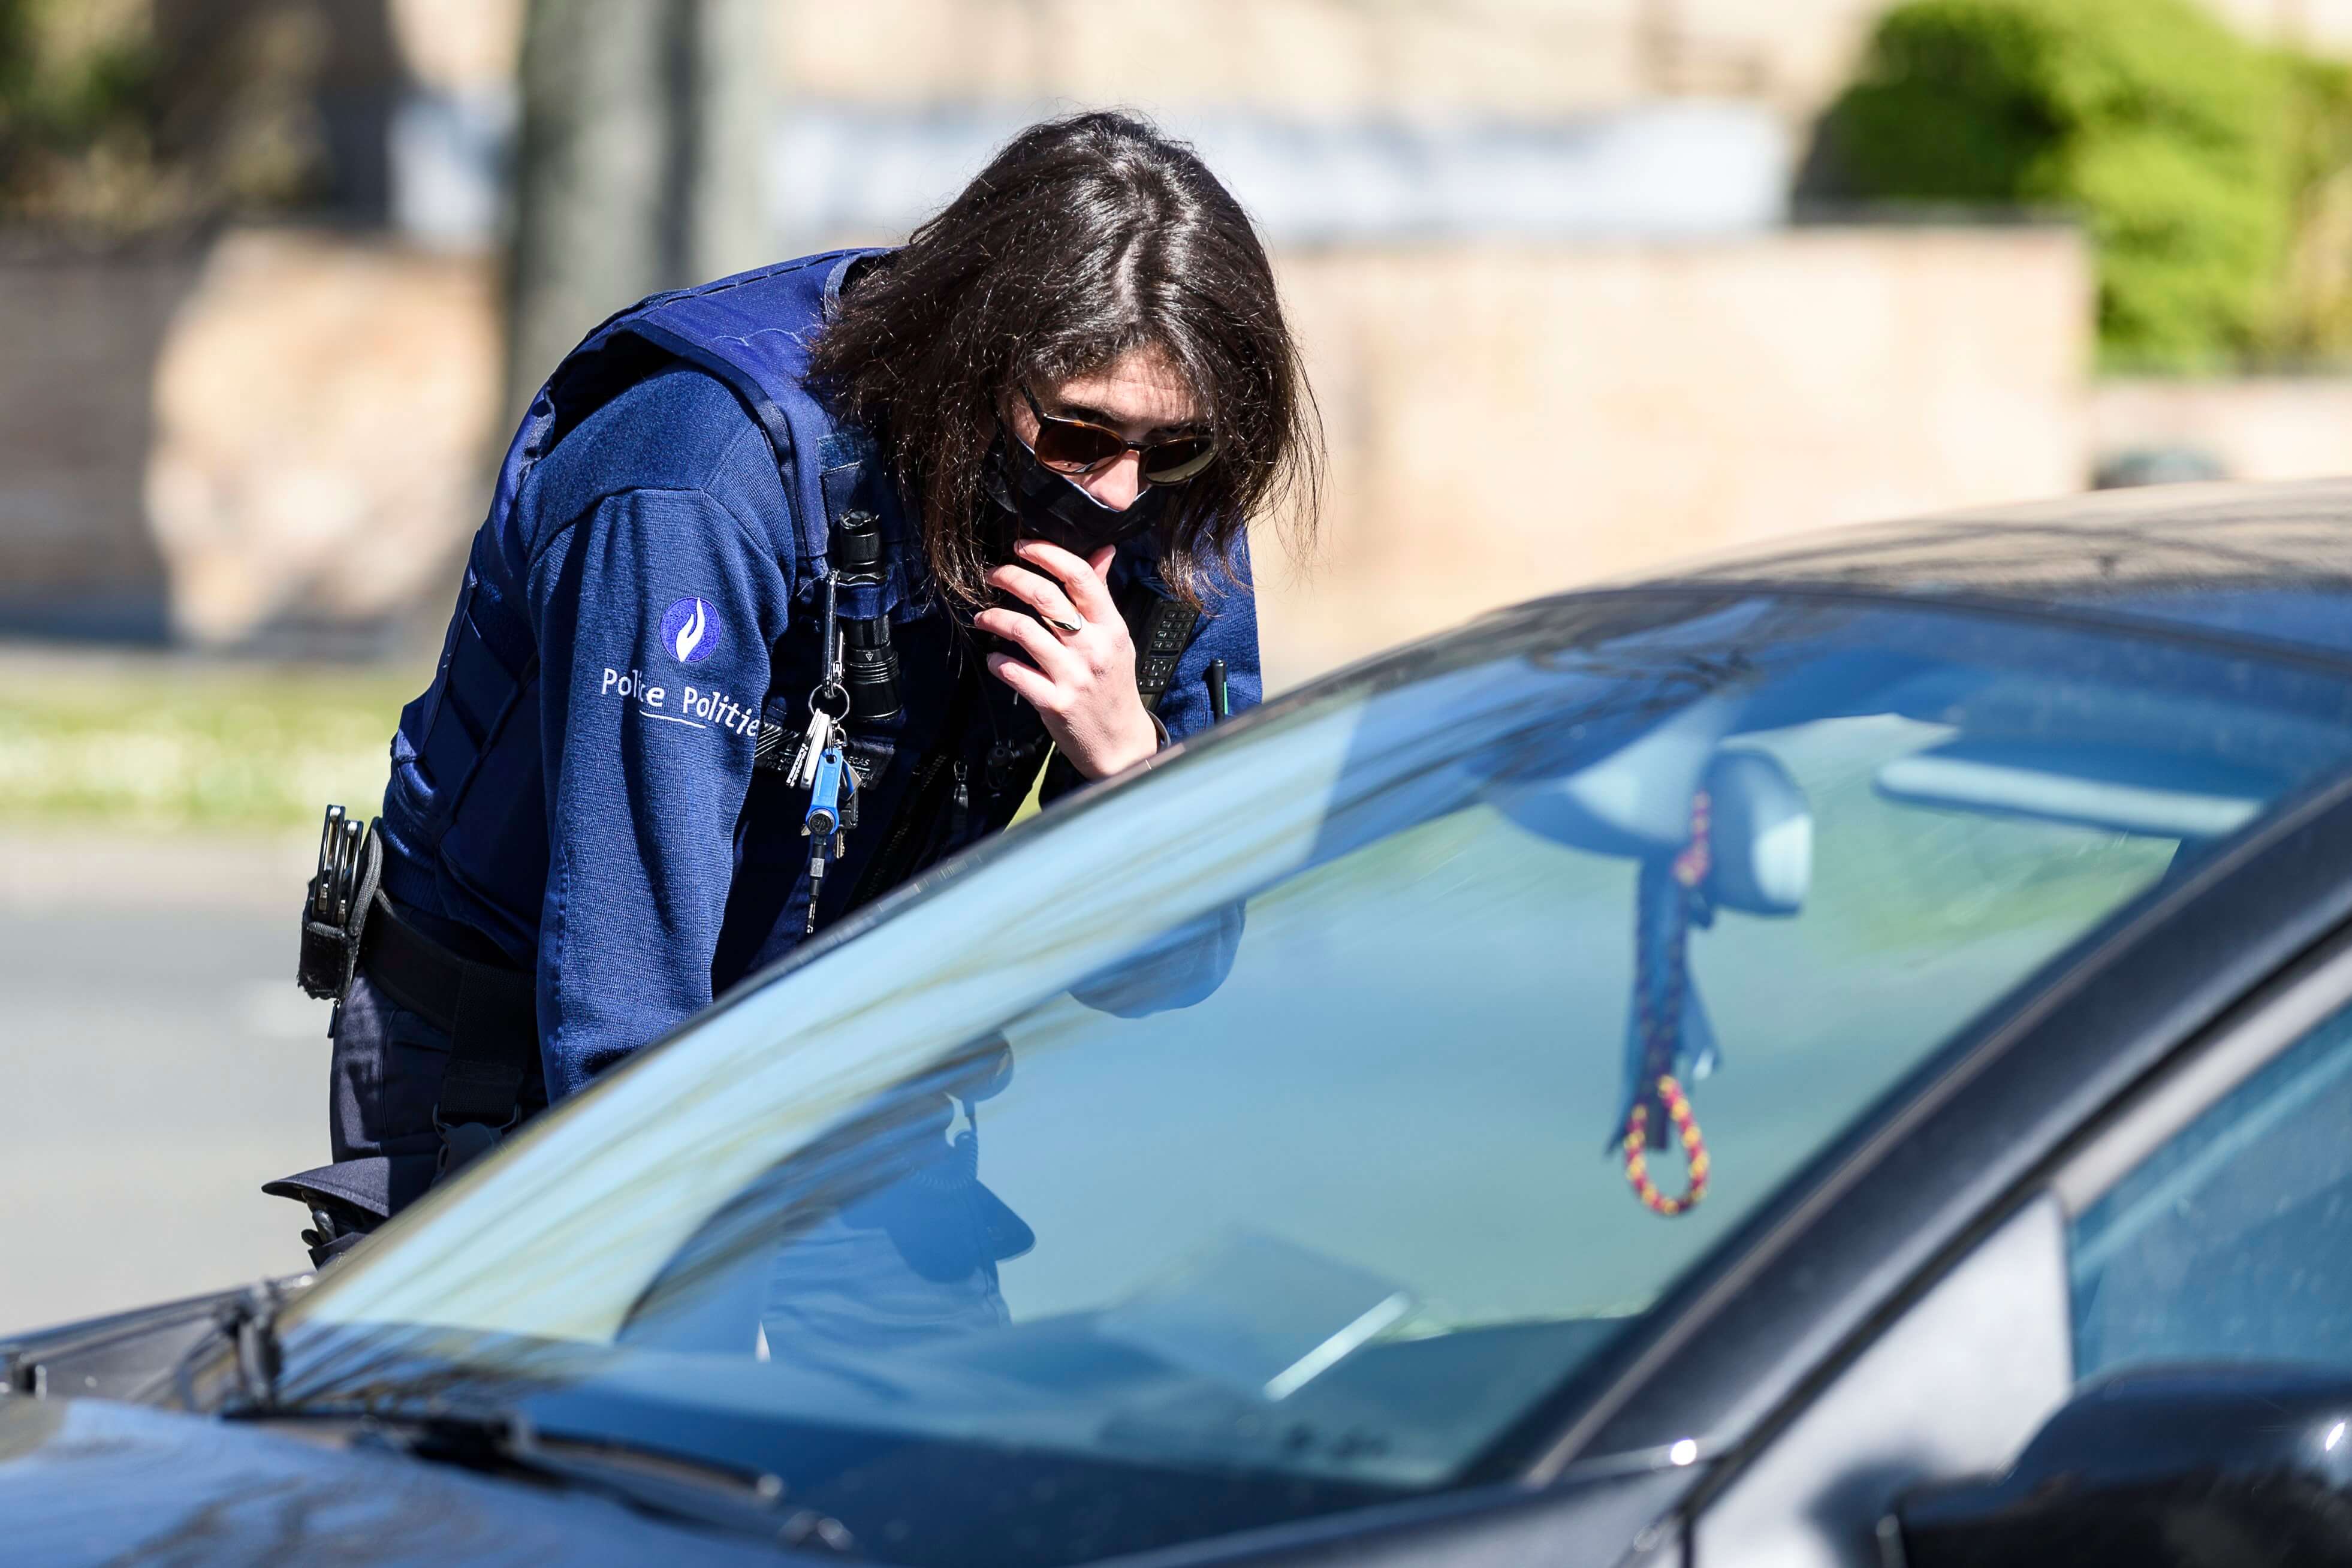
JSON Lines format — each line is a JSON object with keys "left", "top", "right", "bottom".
{"left": 984, "top": 438, "right": 1169, "bottom": 557}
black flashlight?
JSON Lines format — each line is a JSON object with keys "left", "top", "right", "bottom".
{"left": 833, "top": 509, "right": 901, "bottom": 722}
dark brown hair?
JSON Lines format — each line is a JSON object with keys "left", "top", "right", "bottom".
{"left": 807, "top": 111, "right": 1320, "bottom": 610}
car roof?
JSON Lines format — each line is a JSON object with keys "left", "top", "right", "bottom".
{"left": 1608, "top": 477, "right": 2352, "bottom": 664}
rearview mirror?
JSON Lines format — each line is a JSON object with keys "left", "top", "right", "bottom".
{"left": 1886, "top": 1364, "right": 2352, "bottom": 1567}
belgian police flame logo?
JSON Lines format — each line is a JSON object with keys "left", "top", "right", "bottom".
{"left": 660, "top": 596, "right": 721, "bottom": 665}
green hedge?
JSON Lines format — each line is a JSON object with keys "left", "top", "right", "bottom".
{"left": 1823, "top": 0, "right": 2291, "bottom": 370}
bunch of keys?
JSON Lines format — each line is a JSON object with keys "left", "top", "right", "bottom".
{"left": 795, "top": 696, "right": 861, "bottom": 932}
{"left": 798, "top": 579, "right": 860, "bottom": 933}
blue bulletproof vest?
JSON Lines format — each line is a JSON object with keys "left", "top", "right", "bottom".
{"left": 493, "top": 248, "right": 913, "bottom": 622}
{"left": 378, "top": 249, "right": 1262, "bottom": 1093}
{"left": 383, "top": 251, "right": 973, "bottom": 955}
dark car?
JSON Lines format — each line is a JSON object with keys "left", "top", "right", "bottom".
{"left": 9, "top": 480, "right": 2352, "bottom": 1567}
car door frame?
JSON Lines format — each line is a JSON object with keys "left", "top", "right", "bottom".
{"left": 1677, "top": 921, "right": 2352, "bottom": 1566}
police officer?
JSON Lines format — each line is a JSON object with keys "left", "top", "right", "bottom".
{"left": 268, "top": 112, "right": 1320, "bottom": 1267}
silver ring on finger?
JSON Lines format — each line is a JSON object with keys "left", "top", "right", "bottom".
{"left": 1042, "top": 613, "right": 1084, "bottom": 637}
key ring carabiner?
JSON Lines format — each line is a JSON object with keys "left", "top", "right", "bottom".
{"left": 808, "top": 567, "right": 854, "bottom": 724}
{"left": 809, "top": 680, "right": 852, "bottom": 722}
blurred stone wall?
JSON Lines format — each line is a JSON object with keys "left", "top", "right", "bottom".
{"left": 2091, "top": 376, "right": 2352, "bottom": 486}
{"left": 409, "top": 0, "right": 1862, "bottom": 121}
{"left": 1261, "top": 225, "right": 2093, "bottom": 685}
{"left": 776, "top": 0, "right": 2347, "bottom": 124}
{"left": 0, "top": 241, "right": 201, "bottom": 642}
{"left": 143, "top": 229, "right": 501, "bottom": 650}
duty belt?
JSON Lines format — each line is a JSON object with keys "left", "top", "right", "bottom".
{"left": 357, "top": 897, "right": 538, "bottom": 1177}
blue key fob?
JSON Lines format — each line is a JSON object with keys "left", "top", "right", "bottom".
{"left": 805, "top": 746, "right": 846, "bottom": 837}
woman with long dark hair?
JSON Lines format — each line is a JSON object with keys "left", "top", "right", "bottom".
{"left": 269, "top": 112, "right": 1321, "bottom": 1277}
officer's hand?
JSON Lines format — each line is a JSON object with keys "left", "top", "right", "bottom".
{"left": 978, "top": 541, "right": 1160, "bottom": 779}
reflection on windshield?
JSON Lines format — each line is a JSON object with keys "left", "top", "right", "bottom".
{"left": 268, "top": 595, "right": 2352, "bottom": 1567}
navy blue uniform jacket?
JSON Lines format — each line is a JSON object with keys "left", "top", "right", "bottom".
{"left": 375, "top": 251, "right": 1261, "bottom": 1100}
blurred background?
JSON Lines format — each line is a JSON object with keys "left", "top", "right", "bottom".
{"left": 7, "top": 0, "right": 2352, "bottom": 1325}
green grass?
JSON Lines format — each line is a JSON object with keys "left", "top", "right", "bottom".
{"left": 0, "top": 654, "right": 427, "bottom": 830}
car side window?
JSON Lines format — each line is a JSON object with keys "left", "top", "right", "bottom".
{"left": 2069, "top": 1002, "right": 2352, "bottom": 1379}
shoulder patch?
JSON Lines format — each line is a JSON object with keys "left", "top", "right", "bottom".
{"left": 661, "top": 596, "right": 722, "bottom": 664}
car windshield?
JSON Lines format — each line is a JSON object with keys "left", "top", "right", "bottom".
{"left": 257, "top": 592, "right": 2352, "bottom": 1566}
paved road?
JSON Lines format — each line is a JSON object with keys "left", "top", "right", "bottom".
{"left": 1, "top": 833, "right": 328, "bottom": 1331}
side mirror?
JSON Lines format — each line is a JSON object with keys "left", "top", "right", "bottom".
{"left": 1886, "top": 1364, "right": 2352, "bottom": 1567}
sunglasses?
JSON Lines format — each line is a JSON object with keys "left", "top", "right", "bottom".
{"left": 1018, "top": 385, "right": 1218, "bottom": 486}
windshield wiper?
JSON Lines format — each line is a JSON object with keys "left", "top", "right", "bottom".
{"left": 227, "top": 1402, "right": 857, "bottom": 1555}
{"left": 188, "top": 1281, "right": 849, "bottom": 1549}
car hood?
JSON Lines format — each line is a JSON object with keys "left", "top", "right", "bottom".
{"left": 0, "top": 1395, "right": 805, "bottom": 1567}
